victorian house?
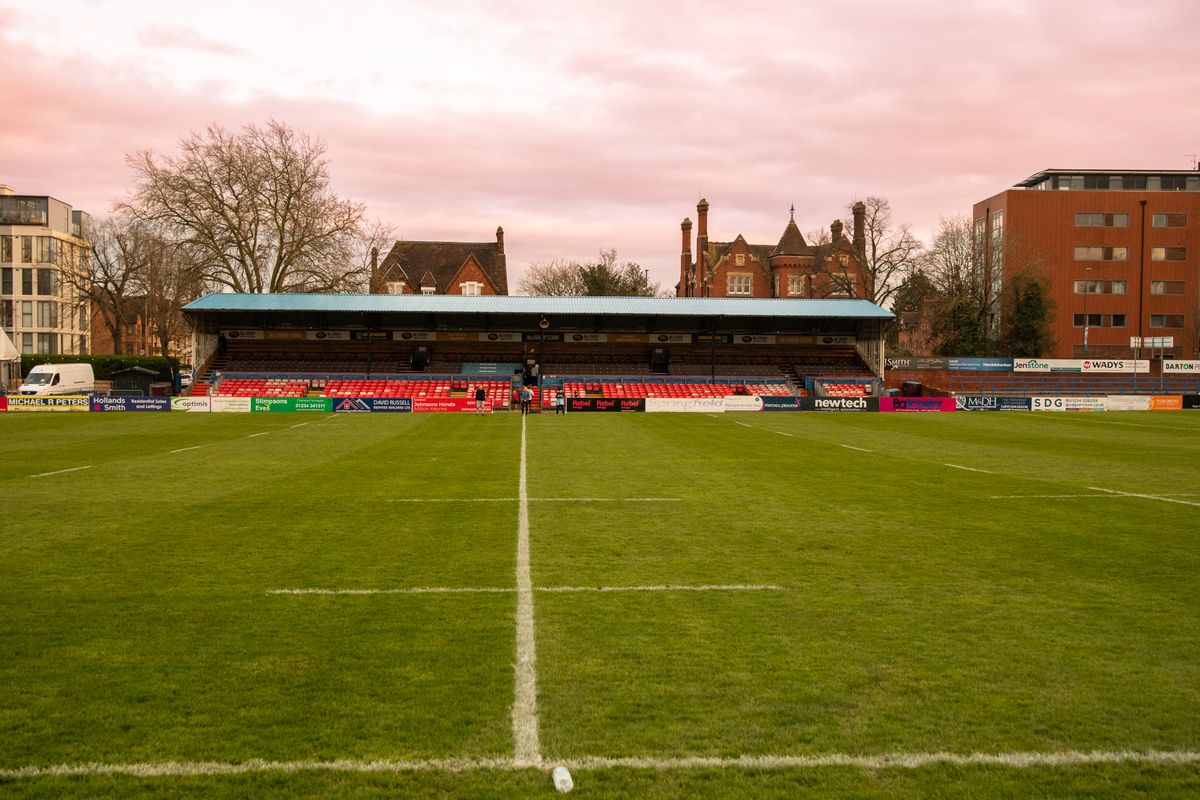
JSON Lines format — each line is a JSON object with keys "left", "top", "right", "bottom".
{"left": 373, "top": 227, "right": 509, "bottom": 296}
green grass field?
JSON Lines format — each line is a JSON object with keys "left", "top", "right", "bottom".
{"left": 1, "top": 409, "right": 1198, "bottom": 798}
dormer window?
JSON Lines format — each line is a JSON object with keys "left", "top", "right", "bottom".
{"left": 460, "top": 281, "right": 483, "bottom": 296}
{"left": 421, "top": 285, "right": 436, "bottom": 295}
{"left": 385, "top": 281, "right": 406, "bottom": 294}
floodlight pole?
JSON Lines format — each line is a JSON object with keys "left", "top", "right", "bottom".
{"left": 1082, "top": 266, "right": 1093, "bottom": 355}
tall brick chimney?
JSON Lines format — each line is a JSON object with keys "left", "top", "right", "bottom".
{"left": 696, "top": 199, "right": 709, "bottom": 296}
{"left": 369, "top": 246, "right": 379, "bottom": 293}
{"left": 830, "top": 219, "right": 844, "bottom": 243}
{"left": 852, "top": 201, "right": 866, "bottom": 262}
{"left": 495, "top": 226, "right": 505, "bottom": 254}
{"left": 680, "top": 218, "right": 693, "bottom": 297}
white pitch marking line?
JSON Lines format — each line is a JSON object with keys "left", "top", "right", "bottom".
{"left": 3, "top": 749, "right": 1196, "bottom": 779}
{"left": 774, "top": 431, "right": 794, "bottom": 437}
{"left": 267, "top": 585, "right": 783, "bottom": 596}
{"left": 248, "top": 432, "right": 270, "bottom": 438}
{"left": 387, "top": 498, "right": 682, "bottom": 503}
{"left": 389, "top": 498, "right": 518, "bottom": 503}
{"left": 945, "top": 464, "right": 993, "bottom": 474}
{"left": 840, "top": 445, "right": 872, "bottom": 452}
{"left": 513, "top": 414, "right": 541, "bottom": 768}
{"left": 991, "top": 492, "right": 1199, "bottom": 500}
{"left": 734, "top": 421, "right": 753, "bottom": 428}
{"left": 170, "top": 445, "right": 203, "bottom": 454}
{"left": 1088, "top": 487, "right": 1200, "bottom": 509}
{"left": 290, "top": 422, "right": 309, "bottom": 429}
{"left": 30, "top": 465, "right": 93, "bottom": 479}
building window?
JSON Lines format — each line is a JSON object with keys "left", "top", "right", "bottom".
{"left": 34, "top": 237, "right": 58, "bottom": 264}
{"left": 385, "top": 281, "right": 406, "bottom": 294}
{"left": 79, "top": 335, "right": 87, "bottom": 354}
{"left": 1151, "top": 247, "right": 1186, "bottom": 262}
{"left": 1, "top": 267, "right": 11, "bottom": 294}
{"left": 37, "top": 301, "right": 57, "bottom": 327}
{"left": 0, "top": 236, "right": 11, "bottom": 263}
{"left": 1152, "top": 213, "right": 1187, "bottom": 228}
{"left": 735, "top": 254, "right": 745, "bottom": 266}
{"left": 459, "top": 281, "right": 483, "bottom": 295}
{"left": 1151, "top": 280, "right": 1185, "bottom": 295}
{"left": 1160, "top": 176, "right": 1187, "bottom": 191}
{"left": 36, "top": 269, "right": 55, "bottom": 295}
{"left": 421, "top": 286, "right": 436, "bottom": 295}
{"left": 20, "top": 237, "right": 32, "bottom": 263}
{"left": 36, "top": 333, "right": 56, "bottom": 353}
{"left": 21, "top": 333, "right": 32, "bottom": 354}
{"left": 1074, "top": 246, "right": 1127, "bottom": 261}
{"left": 1075, "top": 212, "right": 1129, "bottom": 227}
{"left": 1073, "top": 313, "right": 1126, "bottom": 328}
{"left": 787, "top": 275, "right": 804, "bottom": 296}
{"left": 21, "top": 268, "right": 32, "bottom": 294}
{"left": 1151, "top": 314, "right": 1184, "bottom": 328}
{"left": 21, "top": 301, "right": 32, "bottom": 326}
{"left": 79, "top": 303, "right": 87, "bottom": 325}
{"left": 1073, "top": 280, "right": 1127, "bottom": 294}
{"left": 727, "top": 274, "right": 752, "bottom": 295}
{"left": 0, "top": 300, "right": 11, "bottom": 328}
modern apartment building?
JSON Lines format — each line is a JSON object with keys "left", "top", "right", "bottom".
{"left": 973, "top": 169, "right": 1200, "bottom": 359}
{"left": 0, "top": 185, "right": 92, "bottom": 356}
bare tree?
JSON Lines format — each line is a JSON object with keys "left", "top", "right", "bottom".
{"left": 122, "top": 120, "right": 366, "bottom": 293}
{"left": 68, "top": 216, "right": 155, "bottom": 354}
{"left": 812, "top": 197, "right": 923, "bottom": 305}
{"left": 519, "top": 250, "right": 661, "bottom": 296}
{"left": 141, "top": 239, "right": 206, "bottom": 358}
{"left": 351, "top": 218, "right": 397, "bottom": 294}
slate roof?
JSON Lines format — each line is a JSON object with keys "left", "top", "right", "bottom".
{"left": 771, "top": 219, "right": 808, "bottom": 257}
{"left": 378, "top": 240, "right": 508, "bottom": 294}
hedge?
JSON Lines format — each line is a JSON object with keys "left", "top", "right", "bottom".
{"left": 20, "top": 354, "right": 179, "bottom": 381}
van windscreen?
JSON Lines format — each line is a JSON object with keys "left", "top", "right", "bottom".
{"left": 24, "top": 373, "right": 52, "bottom": 385}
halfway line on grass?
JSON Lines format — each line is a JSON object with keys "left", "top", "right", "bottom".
{"left": 387, "top": 497, "right": 682, "bottom": 503}
{"left": 5, "top": 749, "right": 1197, "bottom": 779}
{"left": 30, "top": 465, "right": 92, "bottom": 478}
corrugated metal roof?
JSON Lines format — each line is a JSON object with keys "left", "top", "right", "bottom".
{"left": 184, "top": 293, "right": 893, "bottom": 319}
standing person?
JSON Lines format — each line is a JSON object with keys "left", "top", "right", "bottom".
{"left": 520, "top": 385, "right": 533, "bottom": 416}
{"left": 474, "top": 385, "right": 487, "bottom": 415}
{"left": 555, "top": 391, "right": 565, "bottom": 415}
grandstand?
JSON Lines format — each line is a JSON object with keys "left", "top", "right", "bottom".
{"left": 182, "top": 295, "right": 893, "bottom": 406}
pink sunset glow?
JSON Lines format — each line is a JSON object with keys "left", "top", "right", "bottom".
{"left": 2, "top": 0, "right": 1198, "bottom": 292}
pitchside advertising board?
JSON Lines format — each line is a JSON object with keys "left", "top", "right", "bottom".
{"left": 1014, "top": 359, "right": 1150, "bottom": 373}
{"left": 1163, "top": 360, "right": 1200, "bottom": 373}
{"left": 90, "top": 397, "right": 171, "bottom": 412}
{"left": 955, "top": 396, "right": 1033, "bottom": 411}
{"left": 0, "top": 396, "right": 6, "bottom": 412}
{"left": 801, "top": 397, "right": 880, "bottom": 412}
{"left": 1184, "top": 395, "right": 1200, "bottom": 409}
{"left": 332, "top": 397, "right": 413, "bottom": 413}
{"left": 1031, "top": 396, "right": 1106, "bottom": 412}
{"left": 252, "top": 398, "right": 334, "bottom": 413}
{"left": 6, "top": 396, "right": 90, "bottom": 411}
{"left": 172, "top": 397, "right": 212, "bottom": 412}
{"left": 568, "top": 398, "right": 645, "bottom": 412}
{"left": 880, "top": 397, "right": 955, "bottom": 412}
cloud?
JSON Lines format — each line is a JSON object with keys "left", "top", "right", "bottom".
{"left": 136, "top": 25, "right": 245, "bottom": 56}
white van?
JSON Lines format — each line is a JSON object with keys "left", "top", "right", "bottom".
{"left": 18, "top": 363, "right": 95, "bottom": 396}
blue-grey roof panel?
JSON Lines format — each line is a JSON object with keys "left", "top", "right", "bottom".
{"left": 184, "top": 293, "right": 894, "bottom": 319}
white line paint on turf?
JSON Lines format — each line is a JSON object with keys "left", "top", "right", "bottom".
{"left": 30, "top": 465, "right": 92, "bottom": 478}
{"left": 513, "top": 413, "right": 542, "bottom": 768}
{"left": 389, "top": 498, "right": 518, "bottom": 503}
{"left": 170, "top": 446, "right": 203, "bottom": 454}
{"left": 734, "top": 421, "right": 753, "bottom": 428}
{"left": 248, "top": 432, "right": 270, "bottom": 438}
{"left": 537, "top": 584, "right": 783, "bottom": 593}
{"left": 774, "top": 431, "right": 795, "bottom": 437}
{"left": 387, "top": 497, "right": 681, "bottom": 503}
{"left": 267, "top": 585, "right": 782, "bottom": 597}
{"left": 945, "top": 464, "right": 993, "bottom": 474}
{"left": 1088, "top": 487, "right": 1200, "bottom": 509}
{"left": 290, "top": 422, "right": 309, "bottom": 429}
{"left": 4, "top": 749, "right": 1196, "bottom": 779}
{"left": 840, "top": 445, "right": 872, "bottom": 453}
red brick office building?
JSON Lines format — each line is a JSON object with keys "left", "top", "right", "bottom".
{"left": 974, "top": 169, "right": 1200, "bottom": 359}
{"left": 374, "top": 227, "right": 509, "bottom": 296}
{"left": 676, "top": 199, "right": 870, "bottom": 300}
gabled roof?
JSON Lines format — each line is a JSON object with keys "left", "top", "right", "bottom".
{"left": 379, "top": 240, "right": 508, "bottom": 295}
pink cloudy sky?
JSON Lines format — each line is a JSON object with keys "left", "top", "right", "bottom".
{"left": 2, "top": 0, "right": 1198, "bottom": 292}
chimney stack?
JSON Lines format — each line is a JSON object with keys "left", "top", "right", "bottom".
{"left": 680, "top": 218, "right": 693, "bottom": 297}
{"left": 830, "top": 219, "right": 844, "bottom": 243}
{"left": 852, "top": 201, "right": 866, "bottom": 262}
{"left": 495, "top": 226, "right": 505, "bottom": 254}
{"left": 0, "top": 185, "right": 14, "bottom": 196}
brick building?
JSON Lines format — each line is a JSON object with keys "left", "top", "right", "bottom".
{"left": 88, "top": 296, "right": 159, "bottom": 356}
{"left": 676, "top": 199, "right": 869, "bottom": 300}
{"left": 974, "top": 168, "right": 1200, "bottom": 359}
{"left": 374, "top": 227, "right": 508, "bottom": 296}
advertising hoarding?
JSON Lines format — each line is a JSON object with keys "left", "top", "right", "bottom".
{"left": 954, "top": 396, "right": 1032, "bottom": 411}
{"left": 89, "top": 396, "right": 171, "bottom": 412}
{"left": 412, "top": 397, "right": 476, "bottom": 412}
{"left": 171, "top": 397, "right": 212, "bottom": 412}
{"left": 645, "top": 397, "right": 726, "bottom": 413}
{"left": 210, "top": 397, "right": 252, "bottom": 413}
{"left": 760, "top": 396, "right": 804, "bottom": 411}
{"left": 1031, "top": 396, "right": 1106, "bottom": 412}
{"left": 568, "top": 398, "right": 645, "bottom": 412}
{"left": 880, "top": 397, "right": 956, "bottom": 412}
{"left": 1162, "top": 361, "right": 1200, "bottom": 373}
{"left": 1149, "top": 396, "right": 1183, "bottom": 410}
{"left": 1183, "top": 395, "right": 1200, "bottom": 409}
{"left": 722, "top": 396, "right": 765, "bottom": 412}
{"left": 332, "top": 397, "right": 413, "bottom": 412}
{"left": 7, "top": 396, "right": 90, "bottom": 412}
{"left": 1014, "top": 359, "right": 1150, "bottom": 373}
{"left": 802, "top": 397, "right": 880, "bottom": 412}
{"left": 1104, "top": 396, "right": 1151, "bottom": 411}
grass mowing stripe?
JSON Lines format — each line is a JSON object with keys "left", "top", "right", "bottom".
{"left": 5, "top": 749, "right": 1197, "bottom": 779}
{"left": 513, "top": 414, "right": 541, "bottom": 767}
{"left": 29, "top": 465, "right": 93, "bottom": 478}
{"left": 1088, "top": 486, "right": 1200, "bottom": 508}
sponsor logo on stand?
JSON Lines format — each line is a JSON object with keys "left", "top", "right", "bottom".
{"left": 803, "top": 397, "right": 879, "bottom": 412}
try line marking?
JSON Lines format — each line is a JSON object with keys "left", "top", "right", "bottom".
{"left": 266, "top": 585, "right": 784, "bottom": 596}
{"left": 4, "top": 749, "right": 1196, "bottom": 779}
{"left": 1088, "top": 487, "right": 1200, "bottom": 509}
{"left": 30, "top": 465, "right": 92, "bottom": 478}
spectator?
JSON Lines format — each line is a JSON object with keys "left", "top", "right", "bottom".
{"left": 520, "top": 385, "right": 533, "bottom": 416}
{"left": 475, "top": 385, "right": 487, "bottom": 415}
{"left": 555, "top": 391, "right": 565, "bottom": 415}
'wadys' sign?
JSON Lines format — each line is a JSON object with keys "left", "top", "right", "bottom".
{"left": 1014, "top": 358, "right": 1150, "bottom": 373}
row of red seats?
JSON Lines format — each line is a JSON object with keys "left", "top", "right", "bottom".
{"left": 214, "top": 378, "right": 309, "bottom": 397}
{"left": 822, "top": 382, "right": 869, "bottom": 397}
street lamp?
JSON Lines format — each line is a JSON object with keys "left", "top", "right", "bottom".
{"left": 1082, "top": 267, "right": 1094, "bottom": 355}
